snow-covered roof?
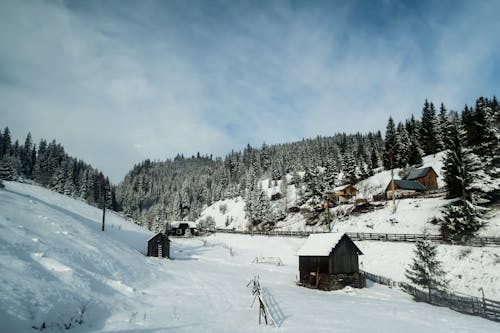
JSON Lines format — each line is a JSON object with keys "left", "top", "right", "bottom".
{"left": 407, "top": 167, "right": 436, "bottom": 180}
{"left": 297, "top": 233, "right": 345, "bottom": 256}
{"left": 333, "top": 185, "right": 349, "bottom": 192}
{"left": 169, "top": 221, "right": 197, "bottom": 228}
{"left": 392, "top": 180, "right": 427, "bottom": 191}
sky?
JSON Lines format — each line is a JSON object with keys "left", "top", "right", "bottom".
{"left": 1, "top": 0, "right": 499, "bottom": 183}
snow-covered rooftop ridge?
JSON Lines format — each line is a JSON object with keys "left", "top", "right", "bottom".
{"left": 169, "top": 221, "right": 197, "bottom": 228}
{"left": 297, "top": 232, "right": 345, "bottom": 256}
{"left": 333, "top": 184, "right": 354, "bottom": 192}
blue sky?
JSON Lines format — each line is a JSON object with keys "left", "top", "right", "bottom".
{"left": 1, "top": 0, "right": 499, "bottom": 182}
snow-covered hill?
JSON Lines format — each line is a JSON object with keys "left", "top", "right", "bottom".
{"left": 1, "top": 181, "right": 499, "bottom": 332}
{"left": 196, "top": 152, "right": 500, "bottom": 236}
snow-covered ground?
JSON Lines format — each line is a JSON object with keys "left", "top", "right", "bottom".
{"left": 1, "top": 181, "right": 499, "bottom": 332}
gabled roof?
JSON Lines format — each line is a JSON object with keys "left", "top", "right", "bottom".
{"left": 406, "top": 167, "right": 437, "bottom": 180}
{"left": 392, "top": 179, "right": 428, "bottom": 191}
{"left": 297, "top": 233, "right": 362, "bottom": 256}
{"left": 148, "top": 232, "right": 167, "bottom": 242}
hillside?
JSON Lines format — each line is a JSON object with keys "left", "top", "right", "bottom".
{"left": 197, "top": 152, "right": 500, "bottom": 236}
{"left": 1, "top": 181, "right": 499, "bottom": 332}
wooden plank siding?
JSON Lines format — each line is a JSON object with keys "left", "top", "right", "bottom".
{"left": 414, "top": 168, "right": 438, "bottom": 190}
{"left": 147, "top": 233, "right": 170, "bottom": 258}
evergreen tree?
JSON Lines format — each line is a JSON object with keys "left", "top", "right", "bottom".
{"left": 20, "top": 132, "right": 35, "bottom": 179}
{"left": 407, "top": 137, "right": 423, "bottom": 166}
{"left": 405, "top": 238, "right": 448, "bottom": 301}
{"left": 382, "top": 117, "right": 397, "bottom": 169}
{"left": 440, "top": 117, "right": 489, "bottom": 240}
{"left": 420, "top": 100, "right": 440, "bottom": 155}
{"left": 396, "top": 123, "right": 409, "bottom": 168}
{"left": 0, "top": 156, "right": 15, "bottom": 181}
{"left": 437, "top": 103, "right": 449, "bottom": 150}
{"left": 0, "top": 127, "right": 11, "bottom": 158}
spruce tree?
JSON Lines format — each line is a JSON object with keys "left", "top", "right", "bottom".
{"left": 382, "top": 117, "right": 397, "bottom": 170}
{"left": 420, "top": 100, "right": 440, "bottom": 155}
{"left": 0, "top": 157, "right": 15, "bottom": 181}
{"left": 405, "top": 238, "right": 448, "bottom": 301}
{"left": 440, "top": 116, "right": 488, "bottom": 240}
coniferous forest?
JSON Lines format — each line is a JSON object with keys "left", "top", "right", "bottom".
{"left": 0, "top": 132, "right": 116, "bottom": 210}
{"left": 1, "top": 96, "right": 498, "bottom": 236}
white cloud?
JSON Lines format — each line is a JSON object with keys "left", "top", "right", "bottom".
{"left": 0, "top": 0, "right": 499, "bottom": 182}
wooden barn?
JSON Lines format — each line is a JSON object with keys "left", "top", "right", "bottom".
{"left": 147, "top": 233, "right": 170, "bottom": 258}
{"left": 167, "top": 221, "right": 198, "bottom": 236}
{"left": 406, "top": 166, "right": 439, "bottom": 190}
{"left": 297, "top": 233, "right": 365, "bottom": 291}
{"left": 385, "top": 179, "right": 428, "bottom": 199}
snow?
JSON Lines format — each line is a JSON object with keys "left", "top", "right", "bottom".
{"left": 169, "top": 221, "right": 197, "bottom": 228}
{"left": 196, "top": 196, "right": 248, "bottom": 229}
{"left": 1, "top": 181, "right": 499, "bottom": 332}
{"left": 296, "top": 232, "right": 345, "bottom": 256}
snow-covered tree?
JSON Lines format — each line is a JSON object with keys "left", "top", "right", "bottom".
{"left": 382, "top": 117, "right": 398, "bottom": 169}
{"left": 420, "top": 100, "right": 441, "bottom": 155}
{"left": 405, "top": 238, "right": 448, "bottom": 301}
{"left": 440, "top": 116, "right": 489, "bottom": 240}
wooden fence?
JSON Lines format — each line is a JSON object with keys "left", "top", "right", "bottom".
{"left": 247, "top": 276, "right": 279, "bottom": 327}
{"left": 362, "top": 270, "right": 500, "bottom": 322}
{"left": 215, "top": 229, "right": 500, "bottom": 247}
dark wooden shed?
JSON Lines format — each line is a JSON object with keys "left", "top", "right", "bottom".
{"left": 147, "top": 233, "right": 170, "bottom": 258}
{"left": 297, "top": 233, "right": 365, "bottom": 290}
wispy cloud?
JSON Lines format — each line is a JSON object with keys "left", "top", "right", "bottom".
{"left": 0, "top": 0, "right": 499, "bottom": 182}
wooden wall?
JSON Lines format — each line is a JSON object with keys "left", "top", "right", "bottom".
{"left": 147, "top": 233, "right": 170, "bottom": 258}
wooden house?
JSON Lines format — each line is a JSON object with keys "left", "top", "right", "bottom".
{"left": 385, "top": 179, "right": 427, "bottom": 199}
{"left": 297, "top": 233, "right": 365, "bottom": 291}
{"left": 167, "top": 221, "right": 198, "bottom": 236}
{"left": 406, "top": 166, "right": 439, "bottom": 190}
{"left": 331, "top": 184, "right": 357, "bottom": 204}
{"left": 147, "top": 233, "right": 170, "bottom": 258}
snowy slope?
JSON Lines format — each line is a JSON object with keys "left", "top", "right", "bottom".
{"left": 0, "top": 181, "right": 154, "bottom": 332}
{"left": 1, "top": 181, "right": 499, "bottom": 332}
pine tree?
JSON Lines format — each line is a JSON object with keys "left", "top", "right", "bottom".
{"left": 407, "top": 137, "right": 423, "bottom": 166}
{"left": 437, "top": 103, "right": 449, "bottom": 151}
{"left": 420, "top": 100, "right": 440, "bottom": 155}
{"left": 382, "top": 117, "right": 397, "bottom": 170}
{"left": 396, "top": 123, "right": 409, "bottom": 168}
{"left": 405, "top": 238, "right": 448, "bottom": 301}
{"left": 0, "top": 127, "right": 11, "bottom": 158}
{"left": 440, "top": 116, "right": 489, "bottom": 240}
{"left": 20, "top": 133, "right": 35, "bottom": 179}
{"left": 0, "top": 156, "right": 15, "bottom": 181}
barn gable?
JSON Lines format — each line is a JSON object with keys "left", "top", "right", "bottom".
{"left": 406, "top": 166, "right": 439, "bottom": 190}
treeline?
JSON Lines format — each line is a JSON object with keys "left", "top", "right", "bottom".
{"left": 0, "top": 129, "right": 116, "bottom": 209}
{"left": 382, "top": 96, "right": 499, "bottom": 240}
{"left": 116, "top": 132, "right": 384, "bottom": 228}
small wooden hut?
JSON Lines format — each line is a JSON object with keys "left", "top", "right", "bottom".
{"left": 297, "top": 233, "right": 365, "bottom": 290}
{"left": 147, "top": 233, "right": 170, "bottom": 258}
